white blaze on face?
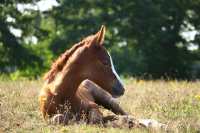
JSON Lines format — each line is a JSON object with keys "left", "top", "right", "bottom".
{"left": 107, "top": 52, "right": 123, "bottom": 85}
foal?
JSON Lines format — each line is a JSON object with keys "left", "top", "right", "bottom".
{"left": 39, "top": 26, "right": 167, "bottom": 130}
{"left": 39, "top": 25, "right": 129, "bottom": 125}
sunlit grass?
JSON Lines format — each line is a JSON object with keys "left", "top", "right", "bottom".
{"left": 0, "top": 78, "right": 200, "bottom": 132}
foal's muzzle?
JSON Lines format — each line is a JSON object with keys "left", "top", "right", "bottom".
{"left": 112, "top": 81, "right": 125, "bottom": 97}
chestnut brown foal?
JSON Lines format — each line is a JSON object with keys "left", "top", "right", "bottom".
{"left": 39, "top": 25, "right": 129, "bottom": 125}
{"left": 39, "top": 25, "right": 167, "bottom": 130}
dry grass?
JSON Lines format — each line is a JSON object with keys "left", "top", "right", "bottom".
{"left": 0, "top": 78, "right": 200, "bottom": 133}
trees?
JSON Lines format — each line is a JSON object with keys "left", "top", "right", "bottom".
{"left": 48, "top": 0, "right": 200, "bottom": 79}
{"left": 132, "top": 0, "right": 200, "bottom": 79}
{"left": 0, "top": 0, "right": 200, "bottom": 79}
{"left": 0, "top": 0, "right": 45, "bottom": 77}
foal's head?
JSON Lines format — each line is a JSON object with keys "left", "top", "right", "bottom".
{"left": 72, "top": 25, "right": 125, "bottom": 97}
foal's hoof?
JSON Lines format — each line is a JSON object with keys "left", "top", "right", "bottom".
{"left": 105, "top": 115, "right": 139, "bottom": 128}
{"left": 120, "top": 115, "right": 139, "bottom": 128}
{"left": 51, "top": 114, "right": 68, "bottom": 125}
{"left": 88, "top": 109, "right": 103, "bottom": 124}
{"left": 138, "top": 119, "right": 167, "bottom": 130}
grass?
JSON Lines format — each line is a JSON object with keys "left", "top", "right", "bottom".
{"left": 0, "top": 78, "right": 200, "bottom": 133}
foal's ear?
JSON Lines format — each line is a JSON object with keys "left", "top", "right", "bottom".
{"left": 95, "top": 25, "right": 106, "bottom": 46}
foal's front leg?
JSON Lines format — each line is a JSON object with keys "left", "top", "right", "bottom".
{"left": 79, "top": 79, "right": 128, "bottom": 115}
{"left": 75, "top": 87, "right": 104, "bottom": 124}
{"left": 78, "top": 80, "right": 146, "bottom": 128}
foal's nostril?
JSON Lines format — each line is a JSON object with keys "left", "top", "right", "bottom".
{"left": 112, "top": 81, "right": 125, "bottom": 96}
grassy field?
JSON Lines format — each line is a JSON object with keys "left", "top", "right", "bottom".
{"left": 0, "top": 78, "right": 200, "bottom": 133}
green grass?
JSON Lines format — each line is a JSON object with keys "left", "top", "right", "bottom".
{"left": 0, "top": 78, "right": 200, "bottom": 133}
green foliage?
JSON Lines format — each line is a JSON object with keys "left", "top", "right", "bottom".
{"left": 0, "top": 0, "right": 200, "bottom": 79}
{"left": 0, "top": 0, "right": 45, "bottom": 76}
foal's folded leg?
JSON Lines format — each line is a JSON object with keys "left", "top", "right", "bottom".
{"left": 78, "top": 80, "right": 150, "bottom": 128}
{"left": 79, "top": 79, "right": 128, "bottom": 115}
{"left": 75, "top": 88, "right": 104, "bottom": 124}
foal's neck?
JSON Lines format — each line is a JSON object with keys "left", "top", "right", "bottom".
{"left": 53, "top": 67, "right": 83, "bottom": 98}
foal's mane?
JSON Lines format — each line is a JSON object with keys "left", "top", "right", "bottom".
{"left": 44, "top": 35, "right": 95, "bottom": 83}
